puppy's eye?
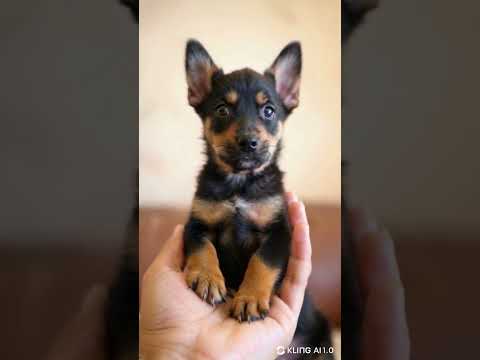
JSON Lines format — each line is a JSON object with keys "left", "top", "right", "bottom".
{"left": 262, "top": 105, "right": 275, "bottom": 120}
{"left": 215, "top": 105, "right": 230, "bottom": 118}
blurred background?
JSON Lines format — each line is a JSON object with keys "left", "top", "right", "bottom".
{"left": 0, "top": 1, "right": 137, "bottom": 358}
{"left": 139, "top": 0, "right": 342, "bottom": 339}
{"left": 344, "top": 1, "right": 480, "bottom": 359}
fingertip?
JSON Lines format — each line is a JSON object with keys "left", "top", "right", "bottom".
{"left": 350, "top": 207, "right": 378, "bottom": 243}
{"left": 289, "top": 201, "right": 308, "bottom": 227}
{"left": 81, "top": 284, "right": 107, "bottom": 313}
{"left": 285, "top": 192, "right": 298, "bottom": 204}
{"left": 173, "top": 224, "right": 184, "bottom": 236}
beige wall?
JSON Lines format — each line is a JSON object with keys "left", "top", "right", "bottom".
{"left": 140, "top": 0, "right": 340, "bottom": 208}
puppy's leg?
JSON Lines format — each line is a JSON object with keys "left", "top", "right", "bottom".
{"left": 230, "top": 214, "right": 290, "bottom": 322}
{"left": 184, "top": 217, "right": 227, "bottom": 305}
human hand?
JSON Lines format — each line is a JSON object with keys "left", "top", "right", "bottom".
{"left": 46, "top": 285, "right": 107, "bottom": 360}
{"left": 140, "top": 192, "right": 313, "bottom": 360}
{"left": 350, "top": 209, "right": 410, "bottom": 360}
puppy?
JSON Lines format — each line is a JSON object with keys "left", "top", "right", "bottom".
{"left": 183, "top": 39, "right": 332, "bottom": 358}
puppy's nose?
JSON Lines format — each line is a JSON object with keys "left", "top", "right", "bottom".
{"left": 238, "top": 136, "right": 258, "bottom": 152}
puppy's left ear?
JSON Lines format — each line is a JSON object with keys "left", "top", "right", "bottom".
{"left": 265, "top": 42, "right": 302, "bottom": 111}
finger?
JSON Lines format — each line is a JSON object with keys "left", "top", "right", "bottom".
{"left": 350, "top": 209, "right": 410, "bottom": 360}
{"left": 279, "top": 201, "right": 312, "bottom": 315}
{"left": 288, "top": 199, "right": 308, "bottom": 228}
{"left": 350, "top": 209, "right": 402, "bottom": 297}
{"left": 285, "top": 191, "right": 298, "bottom": 205}
{"left": 360, "top": 230, "right": 410, "bottom": 360}
{"left": 144, "top": 224, "right": 184, "bottom": 277}
{"left": 350, "top": 207, "right": 379, "bottom": 244}
{"left": 47, "top": 284, "right": 107, "bottom": 360}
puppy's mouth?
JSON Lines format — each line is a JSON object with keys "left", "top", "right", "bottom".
{"left": 218, "top": 150, "right": 270, "bottom": 173}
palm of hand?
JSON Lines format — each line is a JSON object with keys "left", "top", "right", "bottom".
{"left": 142, "top": 267, "right": 294, "bottom": 360}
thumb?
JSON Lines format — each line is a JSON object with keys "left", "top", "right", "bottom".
{"left": 144, "top": 224, "right": 184, "bottom": 278}
{"left": 47, "top": 284, "right": 107, "bottom": 360}
{"left": 279, "top": 199, "right": 312, "bottom": 315}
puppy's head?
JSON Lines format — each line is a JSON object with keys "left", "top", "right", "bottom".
{"left": 185, "top": 40, "right": 301, "bottom": 174}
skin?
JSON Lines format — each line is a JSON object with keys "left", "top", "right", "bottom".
{"left": 46, "top": 198, "right": 409, "bottom": 360}
{"left": 349, "top": 208, "right": 410, "bottom": 360}
{"left": 140, "top": 193, "right": 311, "bottom": 360}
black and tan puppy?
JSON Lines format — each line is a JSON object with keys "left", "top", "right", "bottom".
{"left": 183, "top": 39, "right": 332, "bottom": 356}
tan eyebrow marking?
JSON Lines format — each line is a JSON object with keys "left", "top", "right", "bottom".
{"left": 225, "top": 90, "right": 238, "bottom": 104}
{"left": 255, "top": 91, "right": 268, "bottom": 105}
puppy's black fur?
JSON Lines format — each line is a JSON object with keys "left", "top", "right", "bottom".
{"left": 182, "top": 40, "right": 332, "bottom": 359}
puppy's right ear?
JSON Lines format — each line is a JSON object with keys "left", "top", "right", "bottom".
{"left": 185, "top": 39, "right": 220, "bottom": 107}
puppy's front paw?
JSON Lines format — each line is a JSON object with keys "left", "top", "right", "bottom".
{"left": 230, "top": 289, "right": 270, "bottom": 322}
{"left": 185, "top": 265, "right": 227, "bottom": 305}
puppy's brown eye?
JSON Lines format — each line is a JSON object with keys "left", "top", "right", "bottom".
{"left": 262, "top": 105, "right": 275, "bottom": 120}
{"left": 215, "top": 105, "right": 229, "bottom": 117}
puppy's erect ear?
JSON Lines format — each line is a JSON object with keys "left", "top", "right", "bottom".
{"left": 185, "top": 39, "right": 220, "bottom": 107}
{"left": 265, "top": 42, "right": 302, "bottom": 111}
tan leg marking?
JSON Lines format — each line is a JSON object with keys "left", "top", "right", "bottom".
{"left": 184, "top": 240, "right": 227, "bottom": 305}
{"left": 230, "top": 254, "right": 280, "bottom": 322}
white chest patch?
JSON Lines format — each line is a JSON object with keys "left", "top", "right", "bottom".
{"left": 191, "top": 195, "right": 284, "bottom": 228}
{"left": 234, "top": 195, "right": 284, "bottom": 228}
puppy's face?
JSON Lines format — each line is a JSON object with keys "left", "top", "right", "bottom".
{"left": 185, "top": 40, "right": 302, "bottom": 174}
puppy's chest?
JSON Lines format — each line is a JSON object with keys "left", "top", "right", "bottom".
{"left": 192, "top": 194, "right": 284, "bottom": 230}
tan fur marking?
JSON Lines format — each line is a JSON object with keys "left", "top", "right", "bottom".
{"left": 252, "top": 121, "right": 283, "bottom": 174}
{"left": 204, "top": 117, "right": 237, "bottom": 173}
{"left": 255, "top": 91, "right": 268, "bottom": 105}
{"left": 255, "top": 121, "right": 283, "bottom": 144}
{"left": 185, "top": 240, "right": 219, "bottom": 271}
{"left": 225, "top": 90, "right": 238, "bottom": 104}
{"left": 240, "top": 254, "right": 279, "bottom": 294}
{"left": 191, "top": 198, "right": 235, "bottom": 225}
{"left": 230, "top": 254, "right": 279, "bottom": 321}
{"left": 184, "top": 240, "right": 226, "bottom": 304}
{"left": 236, "top": 195, "right": 284, "bottom": 228}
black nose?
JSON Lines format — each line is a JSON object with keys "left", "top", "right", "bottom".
{"left": 238, "top": 137, "right": 258, "bottom": 151}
